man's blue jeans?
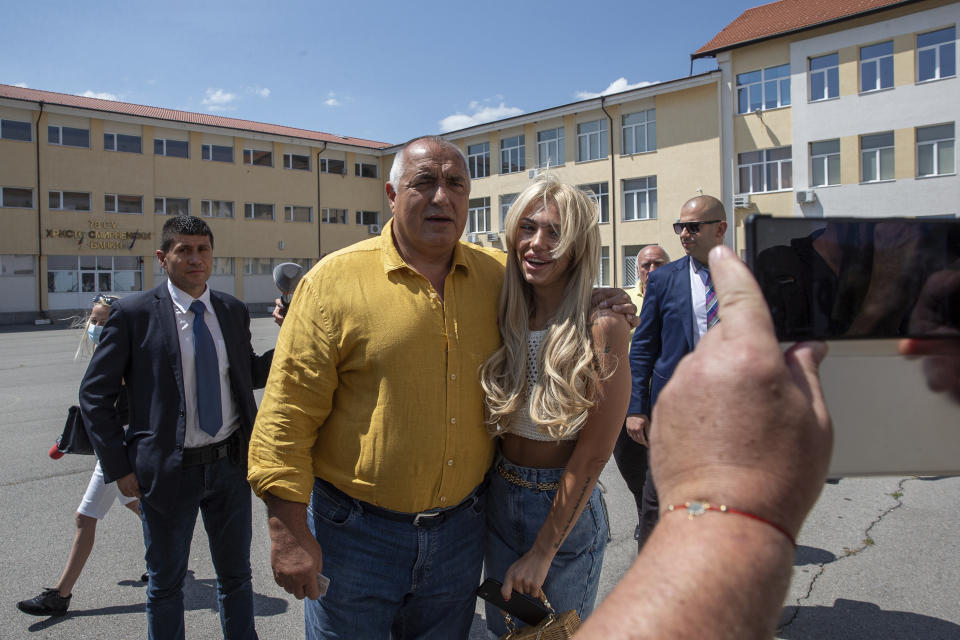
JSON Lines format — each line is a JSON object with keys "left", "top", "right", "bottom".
{"left": 304, "top": 478, "right": 487, "bottom": 640}
{"left": 140, "top": 456, "right": 257, "bottom": 640}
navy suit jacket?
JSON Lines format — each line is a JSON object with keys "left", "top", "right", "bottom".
{"left": 628, "top": 256, "right": 697, "bottom": 418}
{"left": 80, "top": 284, "right": 272, "bottom": 513}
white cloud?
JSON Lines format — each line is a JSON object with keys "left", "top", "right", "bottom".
{"left": 439, "top": 102, "right": 524, "bottom": 133}
{"left": 257, "top": 87, "right": 271, "bottom": 98}
{"left": 324, "top": 91, "right": 341, "bottom": 107}
{"left": 575, "top": 77, "right": 656, "bottom": 100}
{"left": 201, "top": 88, "right": 238, "bottom": 112}
{"left": 82, "top": 90, "right": 119, "bottom": 101}
{"left": 13, "top": 82, "right": 28, "bottom": 88}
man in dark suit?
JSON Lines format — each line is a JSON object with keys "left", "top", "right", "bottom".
{"left": 81, "top": 215, "right": 271, "bottom": 639}
{"left": 627, "top": 195, "right": 727, "bottom": 547}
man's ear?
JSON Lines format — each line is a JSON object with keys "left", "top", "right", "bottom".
{"left": 386, "top": 182, "right": 397, "bottom": 213}
{"left": 155, "top": 249, "right": 166, "bottom": 270}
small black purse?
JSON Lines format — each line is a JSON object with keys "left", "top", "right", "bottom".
{"left": 54, "top": 405, "right": 96, "bottom": 455}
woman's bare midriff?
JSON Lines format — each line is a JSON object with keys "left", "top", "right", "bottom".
{"left": 500, "top": 433, "right": 576, "bottom": 469}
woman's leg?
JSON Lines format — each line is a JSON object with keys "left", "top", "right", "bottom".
{"left": 54, "top": 513, "right": 98, "bottom": 597}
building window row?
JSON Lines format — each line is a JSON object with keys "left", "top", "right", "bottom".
{"left": 738, "top": 148, "right": 793, "bottom": 193}
{"left": 1, "top": 118, "right": 33, "bottom": 141}
{"left": 47, "top": 255, "right": 143, "bottom": 294}
{"left": 737, "top": 64, "right": 791, "bottom": 114}
{"left": 154, "top": 138, "right": 189, "bottom": 158}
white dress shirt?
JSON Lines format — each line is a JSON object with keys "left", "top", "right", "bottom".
{"left": 689, "top": 258, "right": 710, "bottom": 345}
{"left": 167, "top": 281, "right": 239, "bottom": 447}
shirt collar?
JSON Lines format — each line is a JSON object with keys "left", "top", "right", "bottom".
{"left": 167, "top": 279, "right": 212, "bottom": 314}
{"left": 690, "top": 256, "right": 708, "bottom": 273}
{"left": 379, "top": 217, "right": 469, "bottom": 275}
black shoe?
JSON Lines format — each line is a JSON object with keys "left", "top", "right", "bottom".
{"left": 140, "top": 572, "right": 149, "bottom": 583}
{"left": 16, "top": 588, "right": 71, "bottom": 617}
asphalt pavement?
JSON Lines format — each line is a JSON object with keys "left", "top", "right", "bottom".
{"left": 1, "top": 317, "right": 957, "bottom": 639}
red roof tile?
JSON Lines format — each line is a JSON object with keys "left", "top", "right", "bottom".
{"left": 694, "top": 0, "right": 918, "bottom": 57}
{"left": 0, "top": 84, "right": 391, "bottom": 150}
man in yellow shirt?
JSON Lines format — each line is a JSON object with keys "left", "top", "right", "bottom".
{"left": 615, "top": 243, "right": 668, "bottom": 551}
{"left": 248, "top": 136, "right": 632, "bottom": 639}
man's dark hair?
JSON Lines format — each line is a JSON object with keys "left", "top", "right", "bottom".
{"left": 160, "top": 215, "right": 215, "bottom": 252}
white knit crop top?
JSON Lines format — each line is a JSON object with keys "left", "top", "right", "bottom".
{"left": 503, "top": 328, "right": 578, "bottom": 442}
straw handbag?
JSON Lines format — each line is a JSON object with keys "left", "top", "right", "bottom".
{"left": 500, "top": 599, "right": 581, "bottom": 640}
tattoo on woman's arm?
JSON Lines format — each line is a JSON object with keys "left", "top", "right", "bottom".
{"left": 553, "top": 476, "right": 592, "bottom": 550}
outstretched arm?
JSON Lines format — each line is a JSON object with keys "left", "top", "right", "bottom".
{"left": 576, "top": 245, "right": 833, "bottom": 639}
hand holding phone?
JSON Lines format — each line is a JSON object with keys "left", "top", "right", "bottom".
{"left": 476, "top": 578, "right": 550, "bottom": 626}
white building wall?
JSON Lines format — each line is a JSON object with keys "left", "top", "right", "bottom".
{"left": 790, "top": 3, "right": 960, "bottom": 218}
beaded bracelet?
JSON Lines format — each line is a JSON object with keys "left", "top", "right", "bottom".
{"left": 665, "top": 501, "right": 796, "bottom": 547}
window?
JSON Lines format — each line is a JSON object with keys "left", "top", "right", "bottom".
{"left": 737, "top": 64, "right": 791, "bottom": 113}
{"left": 738, "top": 148, "right": 793, "bottom": 193}
{"left": 243, "top": 148, "right": 273, "bottom": 167}
{"left": 284, "top": 205, "right": 313, "bottom": 222}
{"left": 579, "top": 183, "right": 609, "bottom": 223}
{"left": 622, "top": 109, "right": 656, "bottom": 155}
{"left": 47, "top": 255, "right": 143, "bottom": 293}
{"left": 737, "top": 64, "right": 790, "bottom": 113}
{"left": 283, "top": 153, "right": 311, "bottom": 171}
{"left": 320, "top": 158, "right": 346, "bottom": 174}
{"left": 48, "top": 125, "right": 89, "bottom": 148}
{"left": 809, "top": 53, "right": 839, "bottom": 101}
{"left": 321, "top": 207, "right": 347, "bottom": 224}
{"left": 201, "top": 144, "right": 234, "bottom": 162}
{"left": 622, "top": 245, "right": 643, "bottom": 288}
{"left": 244, "top": 203, "right": 275, "bottom": 220}
{"left": 577, "top": 120, "right": 608, "bottom": 161}
{"left": 597, "top": 247, "right": 610, "bottom": 287}
{"left": 499, "top": 193, "right": 518, "bottom": 229}
{"left": 622, "top": 177, "right": 657, "bottom": 221}
{"left": 467, "top": 197, "right": 491, "bottom": 234}
{"left": 104, "top": 132, "right": 142, "bottom": 153}
{"left": 500, "top": 135, "right": 526, "bottom": 174}
{"left": 810, "top": 140, "right": 841, "bottom": 186}
{"left": 355, "top": 161, "right": 378, "bottom": 178}
{"left": 105, "top": 194, "right": 143, "bottom": 214}
{"left": 356, "top": 210, "right": 380, "bottom": 225}
{"left": 860, "top": 41, "right": 894, "bottom": 92}
{"left": 536, "top": 127, "right": 564, "bottom": 168}
{"left": 200, "top": 200, "right": 234, "bottom": 218}
{"left": 861, "top": 132, "right": 895, "bottom": 182}
{"left": 0, "top": 118, "right": 32, "bottom": 141}
{"left": 918, "top": 27, "right": 956, "bottom": 82}
{"left": 468, "top": 142, "right": 490, "bottom": 179}
{"left": 212, "top": 257, "right": 234, "bottom": 276}
{"left": 49, "top": 191, "right": 91, "bottom": 211}
{"left": 243, "top": 257, "right": 274, "bottom": 275}
{"left": 1, "top": 187, "right": 33, "bottom": 208}
{"left": 154, "top": 138, "right": 189, "bottom": 158}
{"left": 154, "top": 197, "right": 190, "bottom": 216}
{"left": 917, "top": 123, "right": 955, "bottom": 176}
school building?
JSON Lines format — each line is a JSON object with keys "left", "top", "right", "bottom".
{"left": 0, "top": 0, "right": 955, "bottom": 323}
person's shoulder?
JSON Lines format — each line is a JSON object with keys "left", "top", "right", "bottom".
{"left": 461, "top": 242, "right": 507, "bottom": 271}
{"left": 114, "top": 286, "right": 161, "bottom": 311}
{"left": 209, "top": 288, "right": 243, "bottom": 308}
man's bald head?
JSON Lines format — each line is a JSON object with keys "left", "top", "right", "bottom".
{"left": 677, "top": 195, "right": 727, "bottom": 264}
{"left": 637, "top": 244, "right": 670, "bottom": 293}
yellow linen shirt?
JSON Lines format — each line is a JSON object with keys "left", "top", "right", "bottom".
{"left": 248, "top": 219, "right": 505, "bottom": 513}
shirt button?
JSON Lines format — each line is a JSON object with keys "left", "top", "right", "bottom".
{"left": 440, "top": 496, "right": 447, "bottom": 503}
{"left": 447, "top": 459, "right": 454, "bottom": 466}
{"left": 450, "top": 374, "right": 456, "bottom": 381}
{"left": 450, "top": 417, "right": 456, "bottom": 424}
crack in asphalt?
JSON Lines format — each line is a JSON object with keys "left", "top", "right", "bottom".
{"left": 777, "top": 477, "right": 911, "bottom": 634}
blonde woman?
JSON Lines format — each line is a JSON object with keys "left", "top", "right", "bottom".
{"left": 480, "top": 175, "right": 631, "bottom": 635}
{"left": 17, "top": 295, "right": 144, "bottom": 618}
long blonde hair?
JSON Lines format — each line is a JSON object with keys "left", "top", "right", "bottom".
{"left": 480, "top": 174, "right": 601, "bottom": 439}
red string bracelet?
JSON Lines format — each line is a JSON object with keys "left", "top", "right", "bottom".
{"left": 665, "top": 501, "right": 796, "bottom": 547}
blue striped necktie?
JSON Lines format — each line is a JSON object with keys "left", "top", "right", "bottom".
{"left": 190, "top": 300, "right": 222, "bottom": 436}
{"left": 704, "top": 268, "right": 719, "bottom": 329}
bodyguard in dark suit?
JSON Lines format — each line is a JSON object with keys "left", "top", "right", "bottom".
{"left": 81, "top": 215, "right": 272, "bottom": 639}
{"left": 627, "top": 195, "right": 727, "bottom": 548}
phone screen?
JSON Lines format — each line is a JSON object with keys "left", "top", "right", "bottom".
{"left": 745, "top": 215, "right": 960, "bottom": 341}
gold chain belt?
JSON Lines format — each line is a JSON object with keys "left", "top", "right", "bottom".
{"left": 496, "top": 462, "right": 560, "bottom": 491}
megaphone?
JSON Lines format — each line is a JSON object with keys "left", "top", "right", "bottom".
{"left": 272, "top": 262, "right": 304, "bottom": 317}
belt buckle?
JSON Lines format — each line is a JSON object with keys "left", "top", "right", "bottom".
{"left": 413, "top": 511, "right": 441, "bottom": 527}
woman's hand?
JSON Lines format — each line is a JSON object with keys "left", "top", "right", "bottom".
{"left": 501, "top": 548, "right": 553, "bottom": 602}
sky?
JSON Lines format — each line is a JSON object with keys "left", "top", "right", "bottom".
{"left": 2, "top": 0, "right": 767, "bottom": 145}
